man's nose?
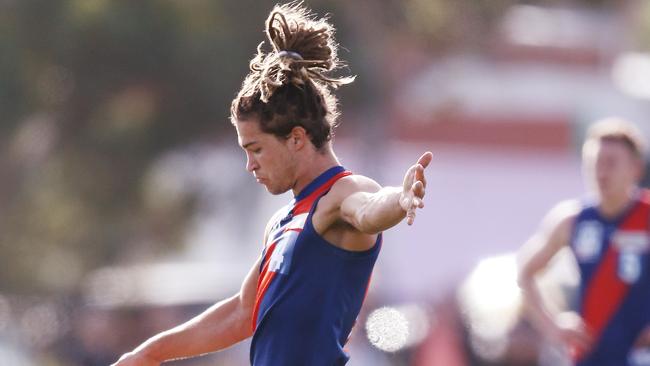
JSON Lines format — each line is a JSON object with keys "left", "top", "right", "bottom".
{"left": 246, "top": 154, "right": 258, "bottom": 172}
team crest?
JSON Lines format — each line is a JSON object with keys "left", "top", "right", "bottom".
{"left": 574, "top": 221, "right": 603, "bottom": 262}
{"left": 618, "top": 252, "right": 642, "bottom": 284}
{"left": 613, "top": 230, "right": 648, "bottom": 284}
{"left": 265, "top": 213, "right": 308, "bottom": 275}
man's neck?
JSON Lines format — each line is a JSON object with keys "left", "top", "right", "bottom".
{"left": 291, "top": 147, "right": 340, "bottom": 197}
{"left": 598, "top": 189, "right": 637, "bottom": 219}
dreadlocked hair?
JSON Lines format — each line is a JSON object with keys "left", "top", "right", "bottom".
{"left": 231, "top": 2, "right": 355, "bottom": 150}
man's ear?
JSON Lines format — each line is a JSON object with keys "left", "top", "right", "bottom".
{"left": 288, "top": 126, "right": 308, "bottom": 151}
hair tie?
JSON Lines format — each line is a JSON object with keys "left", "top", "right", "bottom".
{"left": 277, "top": 50, "right": 304, "bottom": 61}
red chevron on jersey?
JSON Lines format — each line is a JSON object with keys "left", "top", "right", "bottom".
{"left": 251, "top": 241, "right": 278, "bottom": 331}
{"left": 292, "top": 171, "right": 352, "bottom": 215}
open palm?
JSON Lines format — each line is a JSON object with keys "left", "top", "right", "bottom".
{"left": 400, "top": 151, "right": 433, "bottom": 225}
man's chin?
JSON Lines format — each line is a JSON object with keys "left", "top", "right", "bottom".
{"left": 264, "top": 185, "right": 289, "bottom": 195}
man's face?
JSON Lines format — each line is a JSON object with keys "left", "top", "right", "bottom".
{"left": 583, "top": 139, "right": 641, "bottom": 200}
{"left": 236, "top": 119, "right": 296, "bottom": 195}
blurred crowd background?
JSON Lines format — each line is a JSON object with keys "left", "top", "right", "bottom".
{"left": 3, "top": 0, "right": 650, "bottom": 365}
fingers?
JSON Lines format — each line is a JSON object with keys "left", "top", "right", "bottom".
{"left": 635, "top": 327, "right": 650, "bottom": 347}
{"left": 558, "top": 328, "right": 592, "bottom": 356}
{"left": 406, "top": 165, "right": 426, "bottom": 191}
{"left": 570, "top": 328, "right": 594, "bottom": 351}
{"left": 403, "top": 164, "right": 417, "bottom": 191}
{"left": 412, "top": 179, "right": 425, "bottom": 198}
{"left": 414, "top": 151, "right": 431, "bottom": 188}
{"left": 406, "top": 207, "right": 415, "bottom": 225}
{"left": 556, "top": 313, "right": 593, "bottom": 352}
{"left": 417, "top": 151, "right": 433, "bottom": 169}
{"left": 402, "top": 152, "right": 432, "bottom": 226}
{"left": 415, "top": 164, "right": 426, "bottom": 188}
{"left": 405, "top": 151, "right": 432, "bottom": 190}
{"left": 404, "top": 195, "right": 424, "bottom": 226}
{"left": 403, "top": 176, "right": 426, "bottom": 226}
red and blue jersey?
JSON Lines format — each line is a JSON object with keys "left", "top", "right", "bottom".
{"left": 569, "top": 190, "right": 650, "bottom": 366}
{"left": 250, "top": 166, "right": 382, "bottom": 366}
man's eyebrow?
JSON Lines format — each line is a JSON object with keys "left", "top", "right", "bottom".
{"left": 242, "top": 141, "right": 258, "bottom": 149}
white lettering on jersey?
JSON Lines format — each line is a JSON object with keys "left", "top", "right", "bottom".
{"left": 613, "top": 230, "right": 648, "bottom": 284}
{"left": 266, "top": 213, "right": 308, "bottom": 274}
{"left": 619, "top": 252, "right": 642, "bottom": 284}
{"left": 613, "top": 230, "right": 650, "bottom": 254}
{"left": 574, "top": 220, "right": 603, "bottom": 263}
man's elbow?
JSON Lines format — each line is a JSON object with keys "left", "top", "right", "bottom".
{"left": 238, "top": 311, "right": 254, "bottom": 339}
{"left": 235, "top": 297, "right": 255, "bottom": 339}
{"left": 355, "top": 214, "right": 383, "bottom": 235}
{"left": 354, "top": 206, "right": 404, "bottom": 234}
{"left": 516, "top": 266, "right": 537, "bottom": 293}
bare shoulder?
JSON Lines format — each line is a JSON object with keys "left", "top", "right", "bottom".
{"left": 542, "top": 199, "right": 581, "bottom": 232}
{"left": 518, "top": 199, "right": 582, "bottom": 274}
{"left": 313, "top": 174, "right": 382, "bottom": 247}
{"left": 327, "top": 174, "right": 381, "bottom": 202}
{"left": 315, "top": 174, "right": 381, "bottom": 224}
{"left": 533, "top": 199, "right": 581, "bottom": 251}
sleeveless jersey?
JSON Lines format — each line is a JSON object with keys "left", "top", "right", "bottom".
{"left": 250, "top": 166, "right": 382, "bottom": 366}
{"left": 569, "top": 190, "right": 650, "bottom": 366}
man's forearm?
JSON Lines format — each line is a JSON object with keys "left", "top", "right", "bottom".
{"left": 133, "top": 294, "right": 252, "bottom": 362}
{"left": 519, "top": 277, "right": 560, "bottom": 337}
{"left": 348, "top": 187, "right": 406, "bottom": 234}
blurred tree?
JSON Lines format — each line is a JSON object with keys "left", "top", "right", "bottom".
{"left": 0, "top": 0, "right": 263, "bottom": 294}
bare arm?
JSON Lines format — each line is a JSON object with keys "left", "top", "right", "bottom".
{"left": 339, "top": 152, "right": 432, "bottom": 234}
{"left": 111, "top": 256, "right": 260, "bottom": 365}
{"left": 517, "top": 200, "right": 592, "bottom": 350}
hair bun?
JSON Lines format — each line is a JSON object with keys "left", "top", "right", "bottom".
{"left": 276, "top": 50, "right": 305, "bottom": 76}
{"left": 248, "top": 2, "right": 354, "bottom": 102}
{"left": 277, "top": 50, "right": 304, "bottom": 61}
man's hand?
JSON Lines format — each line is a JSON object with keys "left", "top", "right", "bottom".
{"left": 399, "top": 151, "right": 433, "bottom": 225}
{"left": 552, "top": 312, "right": 594, "bottom": 359}
{"left": 634, "top": 325, "right": 650, "bottom": 348}
{"left": 111, "top": 351, "right": 160, "bottom": 366}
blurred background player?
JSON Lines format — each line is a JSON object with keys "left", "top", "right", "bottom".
{"left": 518, "top": 118, "right": 650, "bottom": 366}
{"left": 111, "top": 3, "right": 431, "bottom": 366}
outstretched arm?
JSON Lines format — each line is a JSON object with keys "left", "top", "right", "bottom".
{"left": 339, "top": 151, "right": 432, "bottom": 234}
{"left": 111, "top": 256, "right": 260, "bottom": 365}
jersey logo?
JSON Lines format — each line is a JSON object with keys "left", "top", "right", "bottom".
{"left": 574, "top": 220, "right": 603, "bottom": 262}
{"left": 613, "top": 230, "right": 648, "bottom": 284}
{"left": 613, "top": 230, "right": 650, "bottom": 253}
{"left": 265, "top": 213, "right": 307, "bottom": 275}
{"left": 618, "top": 252, "right": 642, "bottom": 284}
